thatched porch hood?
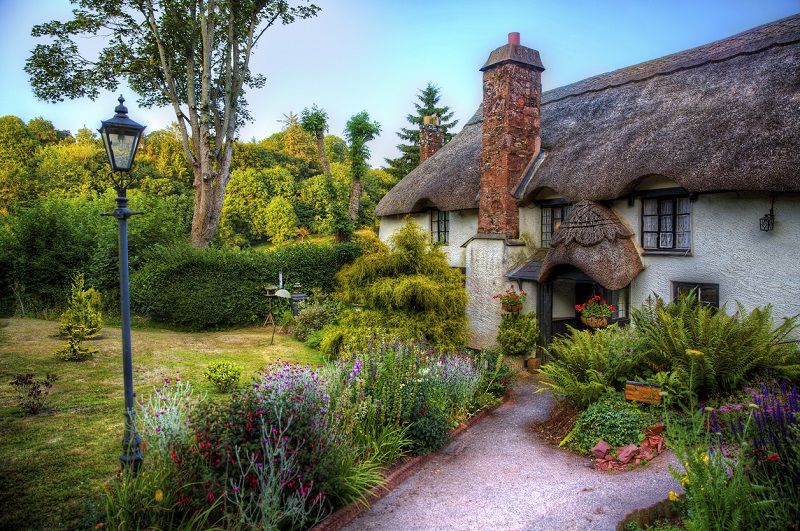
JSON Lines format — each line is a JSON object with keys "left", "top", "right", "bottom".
{"left": 375, "top": 14, "right": 800, "bottom": 218}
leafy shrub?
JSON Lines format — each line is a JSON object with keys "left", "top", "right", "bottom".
{"left": 632, "top": 295, "right": 800, "bottom": 398}
{"left": 322, "top": 221, "right": 468, "bottom": 356}
{"left": 570, "top": 392, "right": 655, "bottom": 454}
{"left": 472, "top": 348, "right": 517, "bottom": 401}
{"left": 203, "top": 361, "right": 244, "bottom": 392}
{"left": 58, "top": 273, "right": 102, "bottom": 338}
{"left": 496, "top": 312, "right": 539, "bottom": 357}
{"left": 404, "top": 385, "right": 451, "bottom": 454}
{"left": 293, "top": 301, "right": 336, "bottom": 343}
{"left": 130, "top": 241, "right": 361, "bottom": 330}
{"left": 540, "top": 325, "right": 643, "bottom": 408}
{"left": 171, "top": 363, "right": 347, "bottom": 514}
{"left": 9, "top": 373, "right": 58, "bottom": 414}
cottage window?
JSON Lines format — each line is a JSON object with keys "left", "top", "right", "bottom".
{"left": 673, "top": 282, "right": 719, "bottom": 308}
{"left": 430, "top": 209, "right": 449, "bottom": 245}
{"left": 610, "top": 287, "right": 629, "bottom": 320}
{"left": 642, "top": 196, "right": 691, "bottom": 252}
{"left": 541, "top": 204, "right": 573, "bottom": 248}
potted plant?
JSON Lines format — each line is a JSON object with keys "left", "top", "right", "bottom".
{"left": 493, "top": 286, "right": 527, "bottom": 313}
{"left": 575, "top": 295, "right": 615, "bottom": 328}
{"left": 496, "top": 312, "right": 540, "bottom": 363}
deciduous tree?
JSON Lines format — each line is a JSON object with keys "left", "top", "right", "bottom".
{"left": 25, "top": 0, "right": 319, "bottom": 246}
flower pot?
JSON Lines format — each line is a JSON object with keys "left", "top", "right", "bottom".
{"left": 581, "top": 316, "right": 608, "bottom": 328}
{"left": 526, "top": 357, "right": 541, "bottom": 372}
{"left": 502, "top": 303, "right": 522, "bottom": 313}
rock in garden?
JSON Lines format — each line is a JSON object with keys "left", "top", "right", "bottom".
{"left": 592, "top": 440, "right": 611, "bottom": 459}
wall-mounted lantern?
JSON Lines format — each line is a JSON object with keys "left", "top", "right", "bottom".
{"left": 760, "top": 208, "right": 774, "bottom": 232}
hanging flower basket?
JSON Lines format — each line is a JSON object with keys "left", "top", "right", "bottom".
{"left": 502, "top": 303, "right": 523, "bottom": 313}
{"left": 581, "top": 316, "right": 608, "bottom": 328}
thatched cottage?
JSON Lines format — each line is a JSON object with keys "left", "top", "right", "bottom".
{"left": 375, "top": 15, "right": 800, "bottom": 348}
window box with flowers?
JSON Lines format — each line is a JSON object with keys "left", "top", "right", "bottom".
{"left": 575, "top": 295, "right": 616, "bottom": 328}
{"left": 494, "top": 287, "right": 527, "bottom": 313}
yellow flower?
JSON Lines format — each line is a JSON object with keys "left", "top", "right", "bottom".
{"left": 669, "top": 491, "right": 680, "bottom": 502}
{"left": 155, "top": 489, "right": 164, "bottom": 503}
{"left": 681, "top": 476, "right": 690, "bottom": 487}
{"left": 702, "top": 453, "right": 709, "bottom": 463}
{"left": 686, "top": 349, "right": 704, "bottom": 356}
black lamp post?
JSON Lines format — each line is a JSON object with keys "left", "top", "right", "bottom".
{"left": 99, "top": 95, "right": 146, "bottom": 473}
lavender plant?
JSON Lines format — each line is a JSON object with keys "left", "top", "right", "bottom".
{"left": 425, "top": 353, "right": 483, "bottom": 426}
{"left": 138, "top": 376, "right": 206, "bottom": 457}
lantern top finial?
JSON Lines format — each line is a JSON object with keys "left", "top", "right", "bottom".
{"left": 115, "top": 95, "right": 128, "bottom": 117}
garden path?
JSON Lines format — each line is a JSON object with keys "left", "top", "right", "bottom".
{"left": 341, "top": 373, "right": 681, "bottom": 531}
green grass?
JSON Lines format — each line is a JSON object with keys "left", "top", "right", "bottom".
{"left": 0, "top": 317, "right": 323, "bottom": 531}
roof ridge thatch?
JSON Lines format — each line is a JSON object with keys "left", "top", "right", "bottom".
{"left": 542, "top": 14, "right": 800, "bottom": 104}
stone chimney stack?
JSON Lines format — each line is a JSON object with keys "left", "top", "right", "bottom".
{"left": 478, "top": 32, "right": 545, "bottom": 238}
{"left": 419, "top": 115, "right": 444, "bottom": 164}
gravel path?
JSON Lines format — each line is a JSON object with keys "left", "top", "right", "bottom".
{"left": 341, "top": 374, "right": 681, "bottom": 531}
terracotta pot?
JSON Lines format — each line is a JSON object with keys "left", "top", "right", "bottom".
{"left": 502, "top": 303, "right": 522, "bottom": 313}
{"left": 581, "top": 316, "right": 608, "bottom": 328}
{"left": 526, "top": 357, "right": 541, "bottom": 372}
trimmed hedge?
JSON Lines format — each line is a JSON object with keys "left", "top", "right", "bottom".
{"left": 130, "top": 242, "right": 361, "bottom": 330}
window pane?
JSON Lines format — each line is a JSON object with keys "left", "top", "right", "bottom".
{"left": 700, "top": 288, "right": 719, "bottom": 307}
{"left": 677, "top": 197, "right": 690, "bottom": 214}
{"left": 660, "top": 232, "right": 674, "bottom": 248}
{"left": 660, "top": 199, "right": 673, "bottom": 215}
{"left": 644, "top": 215, "right": 658, "bottom": 232}
{"left": 644, "top": 199, "right": 658, "bottom": 215}
{"left": 660, "top": 215, "right": 673, "bottom": 232}
{"left": 644, "top": 233, "right": 658, "bottom": 249}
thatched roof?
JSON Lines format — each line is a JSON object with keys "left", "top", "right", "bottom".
{"left": 375, "top": 14, "right": 800, "bottom": 216}
{"left": 538, "top": 201, "right": 644, "bottom": 290}
{"left": 374, "top": 108, "right": 482, "bottom": 217}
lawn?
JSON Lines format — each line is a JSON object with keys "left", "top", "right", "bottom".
{"left": 0, "top": 317, "right": 323, "bottom": 531}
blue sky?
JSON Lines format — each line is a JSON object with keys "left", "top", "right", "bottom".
{"left": 0, "top": 0, "right": 797, "bottom": 166}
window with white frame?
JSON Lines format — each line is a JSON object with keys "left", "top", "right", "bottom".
{"left": 430, "top": 209, "right": 449, "bottom": 245}
{"left": 642, "top": 196, "right": 691, "bottom": 252}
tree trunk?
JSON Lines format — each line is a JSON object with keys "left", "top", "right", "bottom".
{"left": 348, "top": 175, "right": 362, "bottom": 223}
{"left": 316, "top": 130, "right": 330, "bottom": 176}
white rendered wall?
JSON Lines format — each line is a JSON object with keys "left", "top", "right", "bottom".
{"left": 378, "top": 210, "right": 478, "bottom": 269}
{"left": 611, "top": 191, "right": 800, "bottom": 323}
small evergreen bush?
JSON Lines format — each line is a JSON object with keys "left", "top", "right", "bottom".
{"left": 58, "top": 273, "right": 103, "bottom": 338}
{"left": 203, "top": 361, "right": 244, "bottom": 392}
{"left": 496, "top": 312, "right": 539, "bottom": 357}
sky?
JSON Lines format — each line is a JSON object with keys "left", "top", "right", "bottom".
{"left": 0, "top": 0, "right": 797, "bottom": 167}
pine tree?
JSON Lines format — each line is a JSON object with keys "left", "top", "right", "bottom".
{"left": 384, "top": 83, "right": 459, "bottom": 181}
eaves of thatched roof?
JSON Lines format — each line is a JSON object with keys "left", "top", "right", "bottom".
{"left": 538, "top": 201, "right": 644, "bottom": 290}
{"left": 374, "top": 108, "right": 482, "bottom": 217}
{"left": 376, "top": 14, "right": 800, "bottom": 217}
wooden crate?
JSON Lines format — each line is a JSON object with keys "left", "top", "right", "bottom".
{"left": 625, "top": 381, "right": 662, "bottom": 405}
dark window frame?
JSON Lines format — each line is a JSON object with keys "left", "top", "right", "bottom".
{"left": 540, "top": 202, "right": 572, "bottom": 248}
{"left": 673, "top": 282, "right": 720, "bottom": 308}
{"left": 641, "top": 193, "right": 692, "bottom": 254}
{"left": 430, "top": 209, "right": 450, "bottom": 245}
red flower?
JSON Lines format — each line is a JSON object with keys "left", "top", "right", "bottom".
{"left": 601, "top": 300, "right": 606, "bottom": 304}
{"left": 767, "top": 454, "right": 780, "bottom": 461}
{"left": 609, "top": 305, "right": 616, "bottom": 311}
{"left": 594, "top": 295, "right": 601, "bottom": 300}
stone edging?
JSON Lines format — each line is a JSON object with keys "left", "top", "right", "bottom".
{"left": 311, "top": 391, "right": 518, "bottom": 531}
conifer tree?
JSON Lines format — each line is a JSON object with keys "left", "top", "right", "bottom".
{"left": 384, "top": 83, "right": 458, "bottom": 181}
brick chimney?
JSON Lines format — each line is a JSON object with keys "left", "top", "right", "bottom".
{"left": 419, "top": 115, "right": 444, "bottom": 163}
{"left": 478, "top": 32, "right": 545, "bottom": 238}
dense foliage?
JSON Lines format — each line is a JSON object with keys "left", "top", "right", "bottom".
{"left": 130, "top": 241, "right": 361, "bottom": 330}
{"left": 319, "top": 221, "right": 468, "bottom": 355}
{"left": 115, "top": 342, "right": 514, "bottom": 529}
{"left": 496, "top": 312, "right": 540, "bottom": 358}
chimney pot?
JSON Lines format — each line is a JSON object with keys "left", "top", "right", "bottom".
{"left": 508, "top": 32, "right": 520, "bottom": 45}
